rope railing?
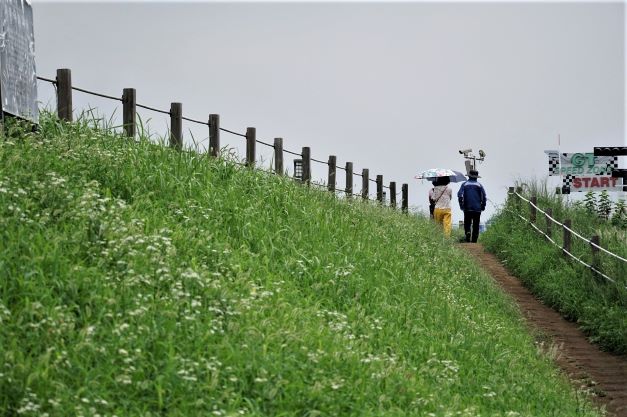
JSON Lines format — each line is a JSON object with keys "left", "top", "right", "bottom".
{"left": 503, "top": 192, "right": 625, "bottom": 288}
{"left": 560, "top": 243, "right": 620, "bottom": 286}
{"left": 283, "top": 148, "right": 301, "bottom": 157}
{"left": 506, "top": 200, "right": 621, "bottom": 287}
{"left": 72, "top": 85, "right": 122, "bottom": 102}
{"left": 38, "top": 76, "right": 380, "bottom": 180}
{"left": 513, "top": 191, "right": 627, "bottom": 264}
{"left": 36, "top": 71, "right": 408, "bottom": 209}
{"left": 219, "top": 127, "right": 246, "bottom": 138}
{"left": 36, "top": 75, "right": 56, "bottom": 84}
{"left": 256, "top": 139, "right": 274, "bottom": 148}
{"left": 181, "top": 116, "right": 209, "bottom": 126}
{"left": 136, "top": 103, "right": 170, "bottom": 116}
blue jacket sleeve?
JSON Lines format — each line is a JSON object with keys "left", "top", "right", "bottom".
{"left": 480, "top": 184, "right": 487, "bottom": 211}
{"left": 457, "top": 183, "right": 465, "bottom": 210}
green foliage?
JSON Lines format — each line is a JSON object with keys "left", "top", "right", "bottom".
{"left": 583, "top": 191, "right": 597, "bottom": 215}
{"left": 596, "top": 191, "right": 612, "bottom": 220}
{"left": 611, "top": 199, "right": 626, "bottom": 228}
{"left": 0, "top": 114, "right": 604, "bottom": 416}
{"left": 484, "top": 180, "right": 627, "bottom": 354}
{"left": 579, "top": 190, "right": 624, "bottom": 225}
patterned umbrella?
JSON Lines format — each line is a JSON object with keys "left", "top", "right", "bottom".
{"left": 415, "top": 168, "right": 467, "bottom": 183}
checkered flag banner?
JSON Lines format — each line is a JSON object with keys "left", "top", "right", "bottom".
{"left": 562, "top": 174, "right": 574, "bottom": 187}
{"left": 545, "top": 151, "right": 618, "bottom": 176}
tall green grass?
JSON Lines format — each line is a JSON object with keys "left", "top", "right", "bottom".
{"left": 483, "top": 180, "right": 627, "bottom": 353}
{"left": 0, "top": 114, "right": 604, "bottom": 416}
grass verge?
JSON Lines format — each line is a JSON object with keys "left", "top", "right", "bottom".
{"left": 0, "top": 114, "right": 605, "bottom": 416}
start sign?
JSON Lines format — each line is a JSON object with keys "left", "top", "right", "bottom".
{"left": 545, "top": 150, "right": 625, "bottom": 193}
{"left": 562, "top": 175, "right": 625, "bottom": 193}
{"left": 569, "top": 176, "right": 620, "bottom": 189}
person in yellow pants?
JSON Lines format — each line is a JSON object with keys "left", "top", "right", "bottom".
{"left": 429, "top": 177, "right": 453, "bottom": 237}
{"left": 433, "top": 207, "right": 452, "bottom": 236}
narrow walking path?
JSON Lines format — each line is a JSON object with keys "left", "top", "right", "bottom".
{"left": 460, "top": 243, "right": 627, "bottom": 417}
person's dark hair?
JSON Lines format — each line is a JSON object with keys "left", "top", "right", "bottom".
{"left": 435, "top": 177, "right": 450, "bottom": 186}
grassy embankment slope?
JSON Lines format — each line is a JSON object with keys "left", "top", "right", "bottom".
{"left": 482, "top": 183, "right": 627, "bottom": 354}
{"left": 0, "top": 115, "right": 603, "bottom": 416}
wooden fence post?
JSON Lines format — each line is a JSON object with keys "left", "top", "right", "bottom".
{"left": 246, "top": 127, "right": 256, "bottom": 167}
{"left": 390, "top": 182, "right": 397, "bottom": 208}
{"left": 209, "top": 114, "right": 220, "bottom": 157}
{"left": 328, "top": 155, "right": 336, "bottom": 193}
{"left": 362, "top": 169, "right": 369, "bottom": 200}
{"left": 56, "top": 69, "right": 72, "bottom": 122}
{"left": 376, "top": 175, "right": 383, "bottom": 203}
{"left": 402, "top": 183, "right": 408, "bottom": 213}
{"left": 274, "top": 138, "right": 283, "bottom": 175}
{"left": 563, "top": 219, "right": 572, "bottom": 256}
{"left": 530, "top": 195, "right": 537, "bottom": 224}
{"left": 545, "top": 207, "right": 552, "bottom": 239}
{"left": 345, "top": 162, "right": 353, "bottom": 197}
{"left": 122, "top": 88, "right": 136, "bottom": 138}
{"left": 302, "top": 147, "right": 311, "bottom": 184}
{"left": 169, "top": 102, "right": 182, "bottom": 150}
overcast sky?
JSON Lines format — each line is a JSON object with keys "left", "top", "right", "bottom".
{"left": 33, "top": 1, "right": 625, "bottom": 222}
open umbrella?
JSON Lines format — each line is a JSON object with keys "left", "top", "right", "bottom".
{"left": 416, "top": 168, "right": 467, "bottom": 183}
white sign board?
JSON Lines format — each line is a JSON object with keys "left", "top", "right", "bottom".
{"left": 545, "top": 151, "right": 618, "bottom": 176}
{"left": 0, "top": 0, "right": 38, "bottom": 123}
{"left": 544, "top": 151, "right": 625, "bottom": 193}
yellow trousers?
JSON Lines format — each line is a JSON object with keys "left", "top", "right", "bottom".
{"left": 433, "top": 208, "right": 452, "bottom": 237}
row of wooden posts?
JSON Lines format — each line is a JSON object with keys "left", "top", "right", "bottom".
{"left": 509, "top": 187, "right": 602, "bottom": 266}
{"left": 52, "top": 68, "right": 409, "bottom": 211}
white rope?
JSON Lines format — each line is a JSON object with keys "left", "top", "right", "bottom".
{"left": 512, "top": 192, "right": 562, "bottom": 226}
{"left": 504, "top": 203, "right": 623, "bottom": 288}
{"left": 512, "top": 191, "right": 627, "bottom": 264}
{"left": 561, "top": 245, "right": 618, "bottom": 286}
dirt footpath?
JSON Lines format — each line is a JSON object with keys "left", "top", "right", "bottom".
{"left": 460, "top": 243, "right": 627, "bottom": 417}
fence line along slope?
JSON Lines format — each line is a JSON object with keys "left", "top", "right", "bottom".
{"left": 36, "top": 72, "right": 402, "bottom": 207}
{"left": 0, "top": 114, "right": 605, "bottom": 416}
{"left": 510, "top": 189, "right": 626, "bottom": 286}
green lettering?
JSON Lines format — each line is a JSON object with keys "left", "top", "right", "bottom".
{"left": 571, "top": 153, "right": 586, "bottom": 167}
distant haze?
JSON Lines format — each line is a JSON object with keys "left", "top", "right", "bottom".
{"left": 33, "top": 1, "right": 625, "bottom": 222}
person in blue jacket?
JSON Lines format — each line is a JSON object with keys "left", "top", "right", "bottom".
{"left": 457, "top": 169, "right": 486, "bottom": 243}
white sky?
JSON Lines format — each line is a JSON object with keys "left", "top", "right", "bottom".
{"left": 33, "top": 1, "right": 625, "bottom": 222}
